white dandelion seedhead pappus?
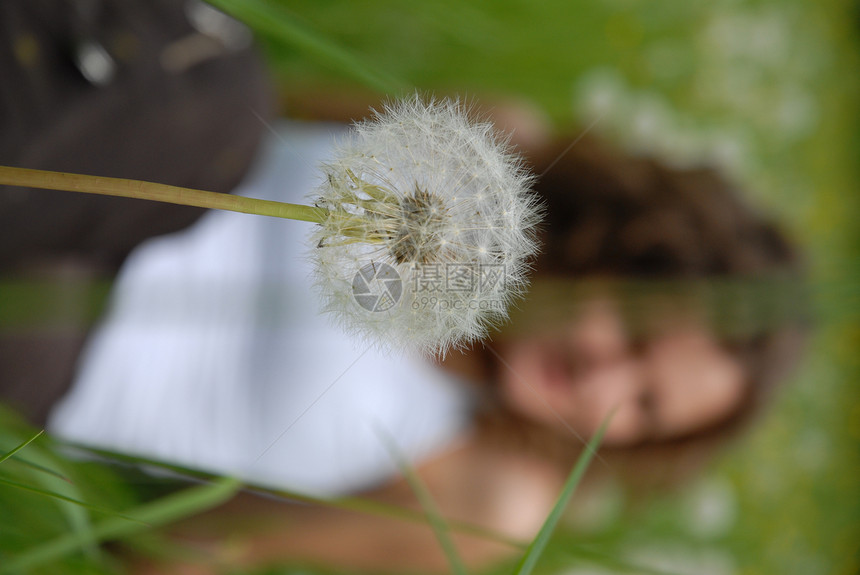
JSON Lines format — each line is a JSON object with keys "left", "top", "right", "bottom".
{"left": 310, "top": 95, "right": 543, "bottom": 356}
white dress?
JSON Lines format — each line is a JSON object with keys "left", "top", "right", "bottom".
{"left": 48, "top": 120, "right": 472, "bottom": 497}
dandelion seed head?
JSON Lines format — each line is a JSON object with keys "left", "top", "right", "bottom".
{"left": 310, "top": 95, "right": 543, "bottom": 356}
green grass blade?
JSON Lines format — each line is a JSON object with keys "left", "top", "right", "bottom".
{"left": 0, "top": 476, "right": 241, "bottom": 574}
{"left": 75, "top": 443, "right": 525, "bottom": 550}
{"left": 513, "top": 415, "right": 611, "bottom": 575}
{"left": 376, "top": 427, "right": 468, "bottom": 575}
{"left": 207, "top": 0, "right": 408, "bottom": 94}
{"left": 0, "top": 475, "right": 145, "bottom": 524}
{"left": 3, "top": 456, "right": 72, "bottom": 483}
{"left": 0, "top": 429, "right": 44, "bottom": 464}
{"left": 1, "top": 429, "right": 73, "bottom": 481}
{"left": 1, "top": 427, "right": 101, "bottom": 559}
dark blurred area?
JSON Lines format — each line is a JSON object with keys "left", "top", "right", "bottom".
{"left": 0, "top": 0, "right": 271, "bottom": 271}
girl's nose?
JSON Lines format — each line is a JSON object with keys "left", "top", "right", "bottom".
{"left": 565, "top": 298, "right": 630, "bottom": 367}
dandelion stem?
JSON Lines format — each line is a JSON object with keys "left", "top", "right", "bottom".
{"left": 0, "top": 165, "right": 327, "bottom": 224}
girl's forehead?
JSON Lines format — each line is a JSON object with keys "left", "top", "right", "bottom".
{"left": 500, "top": 275, "right": 807, "bottom": 341}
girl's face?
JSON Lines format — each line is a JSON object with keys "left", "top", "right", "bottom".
{"left": 499, "top": 299, "right": 747, "bottom": 446}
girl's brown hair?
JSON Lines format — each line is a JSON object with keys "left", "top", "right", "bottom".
{"left": 477, "top": 134, "right": 809, "bottom": 491}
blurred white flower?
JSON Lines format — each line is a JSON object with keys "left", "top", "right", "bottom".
{"left": 683, "top": 477, "right": 737, "bottom": 539}
{"left": 310, "top": 95, "right": 542, "bottom": 356}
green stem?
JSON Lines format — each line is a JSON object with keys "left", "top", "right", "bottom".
{"left": 0, "top": 166, "right": 327, "bottom": 224}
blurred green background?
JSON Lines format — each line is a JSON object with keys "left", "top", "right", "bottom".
{"left": 2, "top": 0, "right": 858, "bottom": 573}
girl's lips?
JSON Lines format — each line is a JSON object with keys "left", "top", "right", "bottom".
{"left": 538, "top": 344, "right": 573, "bottom": 391}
